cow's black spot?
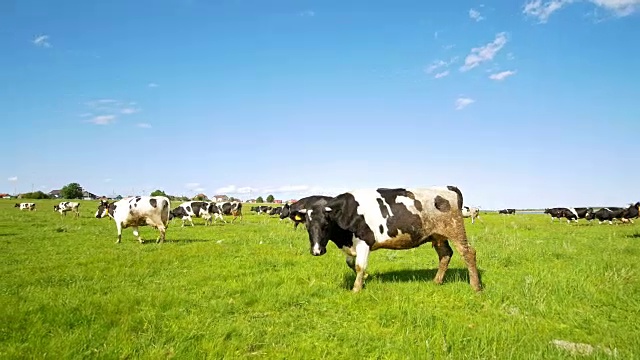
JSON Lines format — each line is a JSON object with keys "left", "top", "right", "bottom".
{"left": 375, "top": 188, "right": 423, "bottom": 240}
{"left": 414, "top": 200, "right": 423, "bottom": 211}
{"left": 150, "top": 199, "right": 157, "bottom": 208}
{"left": 135, "top": 197, "right": 141, "bottom": 202}
{"left": 129, "top": 205, "right": 132, "bottom": 209}
{"left": 376, "top": 198, "right": 389, "bottom": 218}
{"left": 434, "top": 196, "right": 451, "bottom": 212}
{"left": 186, "top": 206, "right": 191, "bottom": 212}
{"left": 379, "top": 224, "right": 384, "bottom": 234}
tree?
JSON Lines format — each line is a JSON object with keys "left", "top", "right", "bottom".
{"left": 256, "top": 196, "right": 264, "bottom": 203}
{"left": 20, "top": 191, "right": 50, "bottom": 199}
{"left": 193, "top": 194, "right": 207, "bottom": 201}
{"left": 266, "top": 194, "right": 275, "bottom": 203}
{"left": 60, "top": 183, "right": 83, "bottom": 199}
{"left": 150, "top": 189, "right": 167, "bottom": 197}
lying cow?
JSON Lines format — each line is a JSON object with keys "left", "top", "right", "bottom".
{"left": 15, "top": 202, "right": 36, "bottom": 211}
{"left": 54, "top": 201, "right": 81, "bottom": 218}
{"left": 297, "top": 186, "right": 481, "bottom": 293}
{"left": 95, "top": 196, "right": 171, "bottom": 243}
{"left": 280, "top": 195, "right": 335, "bottom": 230}
{"left": 461, "top": 206, "right": 480, "bottom": 224}
{"left": 498, "top": 208, "right": 516, "bottom": 214}
{"left": 169, "top": 201, "right": 224, "bottom": 226}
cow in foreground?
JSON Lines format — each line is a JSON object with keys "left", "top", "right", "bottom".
{"left": 95, "top": 196, "right": 171, "bottom": 243}
{"left": 15, "top": 203, "right": 36, "bottom": 211}
{"left": 54, "top": 202, "right": 81, "bottom": 218}
{"left": 297, "top": 186, "right": 481, "bottom": 293}
{"left": 461, "top": 206, "right": 480, "bottom": 224}
{"left": 280, "top": 195, "right": 335, "bottom": 230}
{"left": 169, "top": 201, "right": 224, "bottom": 226}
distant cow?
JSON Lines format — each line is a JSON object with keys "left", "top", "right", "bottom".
{"left": 95, "top": 196, "right": 171, "bottom": 243}
{"left": 54, "top": 201, "right": 80, "bottom": 218}
{"left": 252, "top": 206, "right": 272, "bottom": 215}
{"left": 169, "top": 201, "right": 224, "bottom": 226}
{"left": 268, "top": 207, "right": 282, "bottom": 216}
{"left": 498, "top": 208, "right": 516, "bottom": 214}
{"left": 216, "top": 201, "right": 243, "bottom": 222}
{"left": 461, "top": 206, "right": 480, "bottom": 224}
{"left": 280, "top": 195, "right": 335, "bottom": 230}
{"left": 15, "top": 203, "right": 36, "bottom": 211}
{"left": 586, "top": 207, "right": 625, "bottom": 225}
{"left": 297, "top": 186, "right": 481, "bottom": 293}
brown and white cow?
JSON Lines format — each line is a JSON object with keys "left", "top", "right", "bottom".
{"left": 461, "top": 206, "right": 480, "bottom": 224}
{"left": 95, "top": 196, "right": 171, "bottom": 244}
{"left": 297, "top": 186, "right": 481, "bottom": 293}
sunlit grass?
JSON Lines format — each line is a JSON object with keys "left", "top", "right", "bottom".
{"left": 0, "top": 199, "right": 638, "bottom": 358}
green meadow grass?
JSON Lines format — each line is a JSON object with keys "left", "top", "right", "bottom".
{"left": 1, "top": 199, "right": 639, "bottom": 359}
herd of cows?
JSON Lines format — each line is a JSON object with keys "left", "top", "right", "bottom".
{"left": 11, "top": 188, "right": 640, "bottom": 292}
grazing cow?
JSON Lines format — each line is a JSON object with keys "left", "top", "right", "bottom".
{"left": 216, "top": 201, "right": 243, "bottom": 222}
{"left": 268, "top": 207, "right": 282, "bottom": 216}
{"left": 252, "top": 205, "right": 272, "bottom": 215}
{"left": 280, "top": 195, "right": 335, "bottom": 230}
{"left": 498, "top": 208, "right": 516, "bottom": 214}
{"left": 461, "top": 206, "right": 480, "bottom": 224}
{"left": 297, "top": 186, "right": 481, "bottom": 293}
{"left": 54, "top": 201, "right": 81, "bottom": 218}
{"left": 15, "top": 203, "right": 36, "bottom": 211}
{"left": 169, "top": 201, "right": 224, "bottom": 226}
{"left": 586, "top": 207, "right": 625, "bottom": 225}
{"left": 544, "top": 208, "right": 567, "bottom": 222}
{"left": 95, "top": 196, "right": 171, "bottom": 243}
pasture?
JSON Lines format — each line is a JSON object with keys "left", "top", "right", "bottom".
{"left": 1, "top": 199, "right": 639, "bottom": 359}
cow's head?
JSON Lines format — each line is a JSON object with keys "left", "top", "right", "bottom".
{"left": 53, "top": 205, "right": 60, "bottom": 212}
{"left": 298, "top": 206, "right": 334, "bottom": 256}
{"left": 14, "top": 203, "right": 20, "bottom": 207}
{"left": 169, "top": 206, "right": 187, "bottom": 220}
{"left": 279, "top": 204, "right": 290, "bottom": 219}
{"left": 95, "top": 200, "right": 113, "bottom": 218}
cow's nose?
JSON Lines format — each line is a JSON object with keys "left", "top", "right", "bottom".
{"left": 311, "top": 247, "right": 326, "bottom": 256}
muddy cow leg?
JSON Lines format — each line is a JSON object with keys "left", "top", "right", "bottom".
{"left": 432, "top": 236, "right": 454, "bottom": 285}
{"left": 449, "top": 235, "right": 482, "bottom": 292}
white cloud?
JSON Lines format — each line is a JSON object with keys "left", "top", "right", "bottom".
{"left": 136, "top": 123, "right": 152, "bottom": 128}
{"left": 425, "top": 57, "right": 458, "bottom": 74}
{"left": 460, "top": 32, "right": 508, "bottom": 72}
{"left": 469, "top": 8, "right": 485, "bottom": 21}
{"left": 455, "top": 97, "right": 475, "bottom": 110}
{"left": 148, "top": 83, "right": 159, "bottom": 88}
{"left": 524, "top": 0, "right": 640, "bottom": 22}
{"left": 299, "top": 10, "right": 315, "bottom": 16}
{"left": 214, "top": 185, "right": 259, "bottom": 194}
{"left": 8, "top": 176, "right": 18, "bottom": 182}
{"left": 489, "top": 70, "right": 517, "bottom": 80}
{"left": 32, "top": 35, "right": 51, "bottom": 48}
{"left": 120, "top": 108, "right": 140, "bottom": 115}
{"left": 90, "top": 115, "right": 116, "bottom": 125}
{"left": 262, "top": 185, "right": 311, "bottom": 194}
{"left": 434, "top": 70, "right": 450, "bottom": 79}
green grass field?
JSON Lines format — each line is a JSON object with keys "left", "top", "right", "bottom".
{"left": 1, "top": 199, "right": 639, "bottom": 359}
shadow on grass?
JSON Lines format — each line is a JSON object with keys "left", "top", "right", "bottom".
{"left": 341, "top": 267, "right": 484, "bottom": 290}
{"left": 160, "top": 238, "right": 212, "bottom": 244}
{"left": 626, "top": 233, "right": 640, "bottom": 238}
{"left": 0, "top": 233, "right": 17, "bottom": 237}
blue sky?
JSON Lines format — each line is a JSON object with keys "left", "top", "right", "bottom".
{"left": 1, "top": 0, "right": 639, "bottom": 209}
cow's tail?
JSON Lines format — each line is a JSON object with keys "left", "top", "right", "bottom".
{"left": 447, "top": 185, "right": 464, "bottom": 210}
{"left": 163, "top": 197, "right": 171, "bottom": 225}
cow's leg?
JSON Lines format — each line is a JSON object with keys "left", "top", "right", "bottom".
{"left": 132, "top": 226, "right": 144, "bottom": 243}
{"left": 156, "top": 225, "right": 166, "bottom": 243}
{"left": 189, "top": 216, "right": 195, "bottom": 227}
{"left": 115, "top": 222, "right": 123, "bottom": 244}
{"left": 352, "top": 240, "right": 371, "bottom": 293}
{"left": 432, "top": 236, "right": 454, "bottom": 285}
{"left": 448, "top": 234, "right": 482, "bottom": 292}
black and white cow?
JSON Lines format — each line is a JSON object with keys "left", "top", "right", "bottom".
{"left": 15, "top": 202, "right": 36, "bottom": 211}
{"left": 621, "top": 202, "right": 640, "bottom": 223}
{"left": 268, "top": 207, "right": 282, "bottom": 216}
{"left": 297, "top": 186, "right": 481, "bottom": 293}
{"left": 252, "top": 206, "right": 272, "bottom": 215}
{"left": 216, "top": 201, "right": 243, "bottom": 222}
{"left": 95, "top": 196, "right": 171, "bottom": 243}
{"left": 585, "top": 207, "right": 625, "bottom": 225}
{"left": 169, "top": 201, "right": 224, "bottom": 226}
{"left": 461, "top": 206, "right": 480, "bottom": 224}
{"left": 54, "top": 201, "right": 81, "bottom": 218}
{"left": 544, "top": 208, "right": 567, "bottom": 222}
{"left": 279, "top": 196, "right": 335, "bottom": 230}
{"left": 498, "top": 208, "right": 516, "bottom": 214}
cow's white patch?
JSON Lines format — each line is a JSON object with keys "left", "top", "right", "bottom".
{"left": 350, "top": 190, "right": 393, "bottom": 242}
{"left": 312, "top": 242, "right": 322, "bottom": 255}
{"left": 395, "top": 196, "right": 420, "bottom": 214}
{"left": 307, "top": 209, "right": 314, "bottom": 221}
{"left": 568, "top": 207, "right": 578, "bottom": 218}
